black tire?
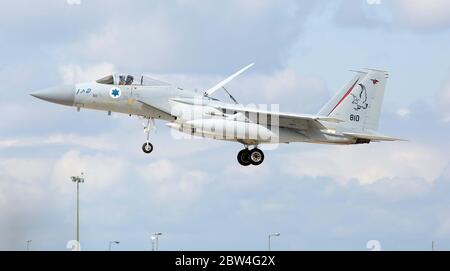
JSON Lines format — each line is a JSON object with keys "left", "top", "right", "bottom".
{"left": 237, "top": 149, "right": 251, "bottom": 166}
{"left": 142, "top": 142, "right": 153, "bottom": 154}
{"left": 249, "top": 148, "right": 264, "bottom": 165}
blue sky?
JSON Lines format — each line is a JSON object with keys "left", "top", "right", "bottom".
{"left": 1, "top": 0, "right": 450, "bottom": 251}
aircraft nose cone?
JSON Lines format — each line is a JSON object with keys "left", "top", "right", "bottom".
{"left": 30, "top": 85, "right": 75, "bottom": 106}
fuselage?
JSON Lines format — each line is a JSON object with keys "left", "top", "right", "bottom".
{"left": 30, "top": 69, "right": 399, "bottom": 167}
{"left": 78, "top": 83, "right": 354, "bottom": 145}
{"left": 31, "top": 74, "right": 356, "bottom": 146}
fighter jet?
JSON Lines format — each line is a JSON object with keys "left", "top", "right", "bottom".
{"left": 30, "top": 64, "right": 402, "bottom": 166}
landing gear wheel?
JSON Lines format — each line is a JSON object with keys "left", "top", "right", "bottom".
{"left": 237, "top": 149, "right": 251, "bottom": 166}
{"left": 249, "top": 148, "right": 264, "bottom": 165}
{"left": 140, "top": 117, "right": 155, "bottom": 154}
{"left": 142, "top": 142, "right": 153, "bottom": 154}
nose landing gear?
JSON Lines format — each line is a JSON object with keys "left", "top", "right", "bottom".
{"left": 237, "top": 147, "right": 264, "bottom": 166}
{"left": 142, "top": 142, "right": 153, "bottom": 153}
{"left": 141, "top": 117, "right": 155, "bottom": 154}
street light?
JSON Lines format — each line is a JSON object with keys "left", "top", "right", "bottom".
{"left": 71, "top": 172, "right": 85, "bottom": 248}
{"left": 268, "top": 233, "right": 280, "bottom": 251}
{"left": 151, "top": 236, "right": 156, "bottom": 251}
{"left": 109, "top": 241, "right": 120, "bottom": 251}
{"left": 26, "top": 240, "right": 32, "bottom": 251}
{"left": 151, "top": 232, "right": 163, "bottom": 251}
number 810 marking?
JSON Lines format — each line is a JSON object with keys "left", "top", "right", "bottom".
{"left": 350, "top": 114, "right": 360, "bottom": 122}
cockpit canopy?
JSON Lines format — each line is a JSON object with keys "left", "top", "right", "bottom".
{"left": 96, "top": 74, "right": 170, "bottom": 86}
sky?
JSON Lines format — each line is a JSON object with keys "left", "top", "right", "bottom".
{"left": 1, "top": 0, "right": 450, "bottom": 251}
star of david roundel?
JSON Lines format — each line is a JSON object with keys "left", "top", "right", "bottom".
{"left": 110, "top": 87, "right": 121, "bottom": 99}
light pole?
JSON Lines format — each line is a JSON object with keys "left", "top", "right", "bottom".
{"left": 152, "top": 232, "right": 162, "bottom": 251}
{"left": 71, "top": 173, "right": 85, "bottom": 247}
{"left": 109, "top": 241, "right": 120, "bottom": 251}
{"left": 268, "top": 233, "right": 280, "bottom": 251}
{"left": 26, "top": 240, "right": 32, "bottom": 251}
{"left": 151, "top": 236, "right": 156, "bottom": 251}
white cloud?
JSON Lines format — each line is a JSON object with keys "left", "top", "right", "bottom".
{"left": 0, "top": 133, "right": 118, "bottom": 151}
{"left": 367, "top": 0, "right": 382, "bottom": 5}
{"left": 66, "top": 1, "right": 320, "bottom": 72}
{"left": 0, "top": 157, "right": 55, "bottom": 213}
{"left": 0, "top": 158, "right": 52, "bottom": 183}
{"left": 392, "top": 0, "right": 450, "bottom": 30}
{"left": 219, "top": 160, "right": 273, "bottom": 190}
{"left": 51, "top": 150, "right": 127, "bottom": 193}
{"left": 59, "top": 62, "right": 115, "bottom": 84}
{"left": 66, "top": 0, "right": 81, "bottom": 5}
{"left": 438, "top": 80, "right": 450, "bottom": 121}
{"left": 335, "top": 0, "right": 450, "bottom": 31}
{"left": 0, "top": 158, "right": 53, "bottom": 204}
{"left": 235, "top": 69, "right": 328, "bottom": 113}
{"left": 396, "top": 107, "right": 411, "bottom": 118}
{"left": 281, "top": 143, "right": 448, "bottom": 185}
{"left": 335, "top": 0, "right": 384, "bottom": 28}
{"left": 138, "top": 159, "right": 209, "bottom": 203}
{"left": 363, "top": 177, "right": 431, "bottom": 201}
{"left": 239, "top": 199, "right": 284, "bottom": 216}
{"left": 76, "top": 20, "right": 178, "bottom": 71}
{"left": 436, "top": 216, "right": 450, "bottom": 237}
{"left": 442, "top": 164, "right": 450, "bottom": 180}
{"left": 140, "top": 159, "right": 177, "bottom": 181}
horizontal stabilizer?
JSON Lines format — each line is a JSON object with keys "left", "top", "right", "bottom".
{"left": 343, "top": 132, "right": 406, "bottom": 141}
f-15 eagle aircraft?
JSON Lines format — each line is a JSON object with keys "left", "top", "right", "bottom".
{"left": 31, "top": 64, "right": 402, "bottom": 166}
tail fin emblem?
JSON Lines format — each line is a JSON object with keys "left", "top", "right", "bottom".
{"left": 351, "top": 84, "right": 368, "bottom": 110}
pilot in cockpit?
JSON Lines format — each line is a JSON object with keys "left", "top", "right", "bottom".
{"left": 118, "top": 75, "right": 126, "bottom": 85}
{"left": 118, "top": 75, "right": 134, "bottom": 85}
{"left": 125, "top": 75, "right": 134, "bottom": 85}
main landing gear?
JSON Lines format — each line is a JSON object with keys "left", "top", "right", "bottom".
{"left": 141, "top": 117, "right": 155, "bottom": 154}
{"left": 237, "top": 147, "right": 264, "bottom": 166}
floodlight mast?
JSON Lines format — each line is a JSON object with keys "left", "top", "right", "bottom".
{"left": 268, "top": 232, "right": 280, "bottom": 251}
{"left": 152, "top": 232, "right": 163, "bottom": 251}
{"left": 109, "top": 241, "right": 120, "bottom": 251}
{"left": 71, "top": 172, "right": 85, "bottom": 248}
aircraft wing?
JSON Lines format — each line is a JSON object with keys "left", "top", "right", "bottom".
{"left": 213, "top": 104, "right": 343, "bottom": 131}
{"left": 136, "top": 99, "right": 175, "bottom": 121}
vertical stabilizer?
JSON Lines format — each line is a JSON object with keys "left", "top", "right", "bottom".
{"left": 320, "top": 69, "right": 388, "bottom": 132}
